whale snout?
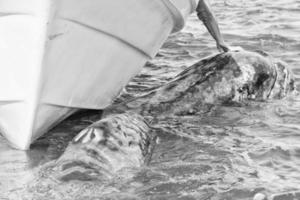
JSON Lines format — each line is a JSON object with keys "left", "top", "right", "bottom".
{"left": 224, "top": 50, "right": 295, "bottom": 101}
{"left": 269, "top": 59, "right": 295, "bottom": 99}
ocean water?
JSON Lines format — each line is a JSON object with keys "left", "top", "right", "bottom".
{"left": 0, "top": 0, "right": 300, "bottom": 199}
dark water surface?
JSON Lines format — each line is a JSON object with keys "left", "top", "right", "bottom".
{"left": 1, "top": 0, "right": 300, "bottom": 199}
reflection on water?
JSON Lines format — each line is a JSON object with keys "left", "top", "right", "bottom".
{"left": 1, "top": 0, "right": 300, "bottom": 199}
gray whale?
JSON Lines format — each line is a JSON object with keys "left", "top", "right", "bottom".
{"left": 113, "top": 50, "right": 295, "bottom": 116}
{"left": 54, "top": 50, "right": 295, "bottom": 181}
{"left": 53, "top": 112, "right": 156, "bottom": 181}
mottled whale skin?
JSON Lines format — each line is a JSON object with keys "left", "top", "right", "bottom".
{"left": 54, "top": 50, "right": 295, "bottom": 181}
{"left": 113, "top": 50, "right": 295, "bottom": 116}
{"left": 53, "top": 112, "right": 155, "bottom": 181}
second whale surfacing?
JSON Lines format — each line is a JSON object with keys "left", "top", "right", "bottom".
{"left": 53, "top": 112, "right": 155, "bottom": 181}
{"left": 53, "top": 50, "right": 295, "bottom": 181}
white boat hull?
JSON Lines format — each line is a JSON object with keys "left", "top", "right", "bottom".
{"left": 0, "top": 0, "right": 195, "bottom": 150}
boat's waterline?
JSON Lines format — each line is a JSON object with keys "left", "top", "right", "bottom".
{"left": 0, "top": 0, "right": 195, "bottom": 150}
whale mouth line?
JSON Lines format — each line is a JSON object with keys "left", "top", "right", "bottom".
{"left": 56, "top": 159, "right": 113, "bottom": 181}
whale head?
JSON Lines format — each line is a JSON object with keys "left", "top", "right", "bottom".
{"left": 225, "top": 49, "right": 295, "bottom": 101}
{"left": 134, "top": 50, "right": 296, "bottom": 116}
